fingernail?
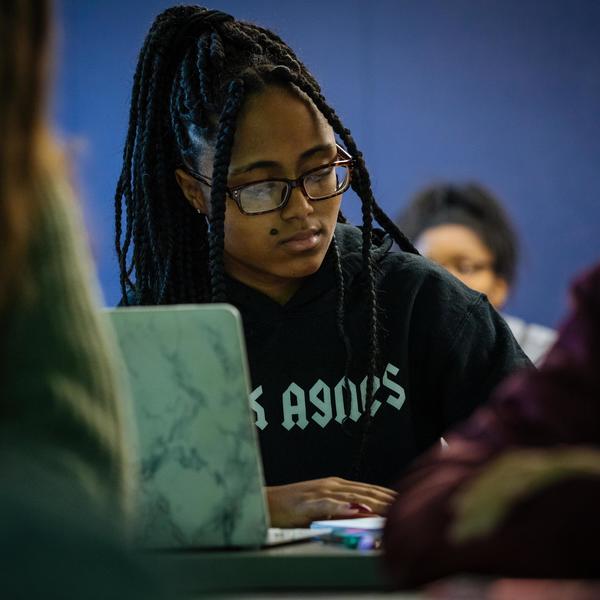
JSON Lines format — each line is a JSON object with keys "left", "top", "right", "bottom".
{"left": 348, "top": 502, "right": 373, "bottom": 513}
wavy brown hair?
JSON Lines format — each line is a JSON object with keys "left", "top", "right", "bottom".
{"left": 0, "top": 0, "right": 63, "bottom": 307}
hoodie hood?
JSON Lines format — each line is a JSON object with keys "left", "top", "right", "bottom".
{"left": 333, "top": 222, "right": 394, "bottom": 286}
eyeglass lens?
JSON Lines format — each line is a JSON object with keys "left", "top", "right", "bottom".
{"left": 238, "top": 164, "right": 350, "bottom": 214}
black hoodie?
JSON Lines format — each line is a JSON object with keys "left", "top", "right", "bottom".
{"left": 225, "top": 223, "right": 530, "bottom": 487}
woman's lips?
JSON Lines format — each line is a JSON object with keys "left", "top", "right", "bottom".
{"left": 280, "top": 228, "right": 321, "bottom": 252}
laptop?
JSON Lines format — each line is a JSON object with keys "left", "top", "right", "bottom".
{"left": 107, "top": 304, "right": 324, "bottom": 548}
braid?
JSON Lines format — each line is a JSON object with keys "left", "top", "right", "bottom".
{"left": 195, "top": 34, "right": 217, "bottom": 111}
{"left": 331, "top": 236, "right": 352, "bottom": 376}
{"left": 207, "top": 79, "right": 245, "bottom": 302}
{"left": 116, "top": 11, "right": 182, "bottom": 303}
{"left": 352, "top": 165, "right": 379, "bottom": 476}
{"left": 115, "top": 26, "right": 150, "bottom": 303}
{"left": 115, "top": 172, "right": 132, "bottom": 301}
{"left": 372, "top": 202, "right": 418, "bottom": 253}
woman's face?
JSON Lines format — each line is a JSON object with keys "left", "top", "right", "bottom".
{"left": 176, "top": 85, "right": 342, "bottom": 304}
{"left": 415, "top": 223, "right": 509, "bottom": 309}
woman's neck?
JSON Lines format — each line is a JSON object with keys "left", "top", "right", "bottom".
{"left": 224, "top": 257, "right": 304, "bottom": 305}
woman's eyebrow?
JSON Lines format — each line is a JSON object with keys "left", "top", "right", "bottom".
{"left": 229, "top": 143, "right": 336, "bottom": 176}
{"left": 229, "top": 159, "right": 279, "bottom": 176}
{"left": 298, "top": 143, "right": 335, "bottom": 162}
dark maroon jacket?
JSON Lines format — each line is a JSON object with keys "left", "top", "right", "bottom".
{"left": 383, "top": 263, "right": 600, "bottom": 586}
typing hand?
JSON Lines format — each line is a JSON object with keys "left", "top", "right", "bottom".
{"left": 266, "top": 477, "right": 397, "bottom": 527}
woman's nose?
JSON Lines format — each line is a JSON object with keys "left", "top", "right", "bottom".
{"left": 280, "top": 186, "right": 314, "bottom": 220}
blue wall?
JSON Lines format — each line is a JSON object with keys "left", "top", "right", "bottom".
{"left": 55, "top": 0, "right": 600, "bottom": 327}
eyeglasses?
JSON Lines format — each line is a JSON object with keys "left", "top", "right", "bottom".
{"left": 184, "top": 144, "right": 353, "bottom": 215}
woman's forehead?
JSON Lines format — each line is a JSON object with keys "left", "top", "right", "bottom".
{"left": 235, "top": 86, "right": 333, "bottom": 148}
{"left": 196, "top": 85, "right": 335, "bottom": 174}
{"left": 418, "top": 224, "right": 494, "bottom": 260}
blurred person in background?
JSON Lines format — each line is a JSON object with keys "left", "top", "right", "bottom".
{"left": 397, "top": 183, "right": 556, "bottom": 364}
{"left": 383, "top": 260, "right": 600, "bottom": 586}
{"left": 0, "top": 1, "right": 160, "bottom": 596}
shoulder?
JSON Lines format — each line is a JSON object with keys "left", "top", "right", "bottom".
{"left": 378, "top": 248, "right": 485, "bottom": 310}
{"left": 335, "top": 222, "right": 474, "bottom": 297}
{"left": 334, "top": 223, "right": 490, "bottom": 324}
{"left": 503, "top": 314, "right": 557, "bottom": 364}
{"left": 375, "top": 249, "right": 507, "bottom": 356}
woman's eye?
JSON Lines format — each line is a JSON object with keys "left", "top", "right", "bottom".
{"left": 457, "top": 265, "right": 475, "bottom": 275}
{"left": 456, "top": 262, "right": 487, "bottom": 275}
{"left": 306, "top": 166, "right": 333, "bottom": 182}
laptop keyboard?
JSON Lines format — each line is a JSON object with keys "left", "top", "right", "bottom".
{"left": 266, "top": 527, "right": 325, "bottom": 546}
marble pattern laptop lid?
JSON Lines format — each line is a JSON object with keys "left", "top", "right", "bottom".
{"left": 108, "top": 304, "right": 269, "bottom": 548}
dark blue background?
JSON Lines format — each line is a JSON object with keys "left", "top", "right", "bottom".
{"left": 54, "top": 0, "right": 600, "bottom": 327}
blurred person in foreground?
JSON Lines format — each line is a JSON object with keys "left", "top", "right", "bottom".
{"left": 383, "top": 260, "right": 600, "bottom": 586}
{"left": 397, "top": 183, "right": 556, "bottom": 364}
{"left": 0, "top": 1, "right": 160, "bottom": 597}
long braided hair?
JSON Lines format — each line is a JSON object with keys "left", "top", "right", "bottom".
{"left": 115, "top": 5, "right": 418, "bottom": 476}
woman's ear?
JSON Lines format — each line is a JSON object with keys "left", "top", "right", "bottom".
{"left": 175, "top": 169, "right": 209, "bottom": 215}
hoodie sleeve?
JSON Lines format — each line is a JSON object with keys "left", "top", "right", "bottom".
{"left": 382, "top": 263, "right": 600, "bottom": 586}
{"left": 437, "top": 292, "right": 531, "bottom": 431}
{"left": 404, "top": 263, "right": 531, "bottom": 440}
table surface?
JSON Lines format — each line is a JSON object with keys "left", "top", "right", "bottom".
{"left": 146, "top": 539, "right": 396, "bottom": 597}
{"left": 145, "top": 543, "right": 600, "bottom": 599}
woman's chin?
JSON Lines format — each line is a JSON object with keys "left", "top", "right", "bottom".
{"left": 284, "top": 254, "right": 327, "bottom": 279}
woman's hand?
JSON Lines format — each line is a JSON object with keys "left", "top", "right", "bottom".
{"left": 266, "top": 477, "right": 397, "bottom": 527}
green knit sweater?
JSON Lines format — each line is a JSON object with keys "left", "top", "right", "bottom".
{"left": 0, "top": 178, "right": 132, "bottom": 517}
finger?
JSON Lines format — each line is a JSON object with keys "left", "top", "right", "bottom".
{"left": 333, "top": 484, "right": 397, "bottom": 505}
{"left": 300, "top": 498, "right": 363, "bottom": 525}
{"left": 326, "top": 491, "right": 393, "bottom": 516}
{"left": 331, "top": 478, "right": 398, "bottom": 497}
{"left": 348, "top": 502, "right": 374, "bottom": 513}
{"left": 351, "top": 485, "right": 397, "bottom": 502}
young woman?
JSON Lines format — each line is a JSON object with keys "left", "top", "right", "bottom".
{"left": 397, "top": 183, "right": 557, "bottom": 364}
{"left": 115, "top": 6, "right": 530, "bottom": 527}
